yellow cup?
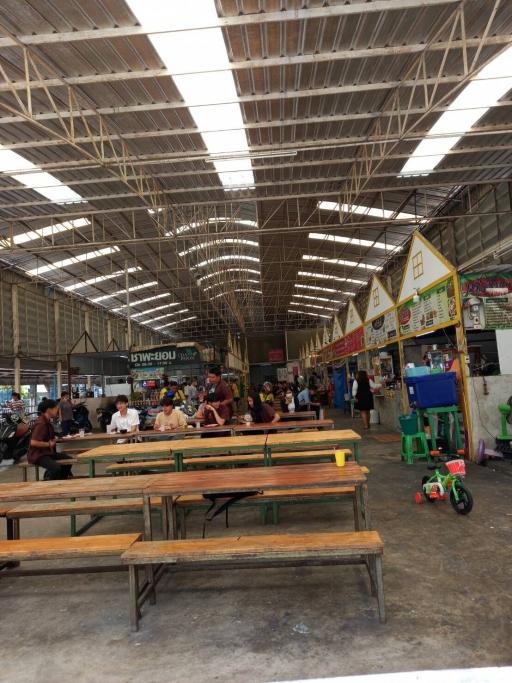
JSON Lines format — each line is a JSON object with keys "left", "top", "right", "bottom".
{"left": 335, "top": 449, "right": 346, "bottom": 467}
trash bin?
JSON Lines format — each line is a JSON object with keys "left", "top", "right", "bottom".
{"left": 399, "top": 413, "right": 418, "bottom": 435}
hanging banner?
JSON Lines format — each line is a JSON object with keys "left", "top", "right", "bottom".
{"left": 364, "top": 310, "right": 398, "bottom": 348}
{"left": 460, "top": 272, "right": 512, "bottom": 329}
{"left": 397, "top": 277, "right": 457, "bottom": 337}
{"left": 131, "top": 367, "right": 164, "bottom": 380}
{"left": 331, "top": 327, "right": 364, "bottom": 359}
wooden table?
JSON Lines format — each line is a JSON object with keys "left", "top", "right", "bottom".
{"left": 233, "top": 418, "right": 333, "bottom": 434}
{"left": 277, "top": 411, "right": 316, "bottom": 421}
{"left": 78, "top": 429, "right": 361, "bottom": 475}
{"left": 141, "top": 462, "right": 370, "bottom": 540}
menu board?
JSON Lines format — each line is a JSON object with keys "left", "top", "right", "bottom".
{"left": 364, "top": 309, "right": 398, "bottom": 348}
{"left": 398, "top": 277, "right": 457, "bottom": 337}
{"left": 460, "top": 272, "right": 512, "bottom": 329}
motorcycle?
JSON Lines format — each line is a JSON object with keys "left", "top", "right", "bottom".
{"left": 0, "top": 413, "right": 31, "bottom": 464}
{"left": 71, "top": 402, "right": 92, "bottom": 433}
{"left": 138, "top": 406, "right": 159, "bottom": 431}
{"left": 96, "top": 403, "right": 117, "bottom": 432}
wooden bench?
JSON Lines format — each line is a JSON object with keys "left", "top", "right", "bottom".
{"left": 121, "top": 531, "right": 385, "bottom": 630}
{"left": 5, "top": 498, "right": 164, "bottom": 538}
{"left": 106, "top": 459, "right": 175, "bottom": 475}
{"left": 17, "top": 458, "right": 80, "bottom": 482}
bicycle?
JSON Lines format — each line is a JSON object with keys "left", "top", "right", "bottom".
{"left": 414, "top": 458, "right": 473, "bottom": 515}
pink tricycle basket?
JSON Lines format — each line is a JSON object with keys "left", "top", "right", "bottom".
{"left": 446, "top": 459, "right": 466, "bottom": 476}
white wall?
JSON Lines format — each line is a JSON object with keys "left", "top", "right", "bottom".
{"left": 468, "top": 375, "right": 512, "bottom": 453}
{"left": 496, "top": 330, "right": 512, "bottom": 374}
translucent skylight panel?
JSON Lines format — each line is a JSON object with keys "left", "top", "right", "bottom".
{"left": 131, "top": 302, "right": 181, "bottom": 318}
{"left": 155, "top": 315, "right": 196, "bottom": 330}
{"left": 178, "top": 238, "right": 259, "bottom": 257}
{"left": 400, "top": 45, "right": 512, "bottom": 176}
{"left": 0, "top": 218, "right": 89, "bottom": 249}
{"left": 204, "top": 278, "right": 260, "bottom": 291}
{"left": 295, "top": 284, "right": 339, "bottom": 294}
{"left": 126, "top": 0, "right": 254, "bottom": 189}
{"left": 196, "top": 267, "right": 260, "bottom": 283}
{"left": 90, "top": 281, "right": 158, "bottom": 304}
{"left": 112, "top": 292, "right": 173, "bottom": 317}
{"left": 0, "top": 147, "right": 83, "bottom": 204}
{"left": 26, "top": 246, "right": 120, "bottom": 276}
{"left": 318, "top": 201, "right": 419, "bottom": 220}
{"left": 64, "top": 267, "right": 142, "bottom": 292}
{"left": 308, "top": 232, "right": 400, "bottom": 252}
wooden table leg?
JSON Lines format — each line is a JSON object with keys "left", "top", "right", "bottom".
{"left": 359, "top": 482, "right": 371, "bottom": 530}
{"left": 129, "top": 564, "right": 139, "bottom": 632}
{"left": 143, "top": 494, "right": 153, "bottom": 540}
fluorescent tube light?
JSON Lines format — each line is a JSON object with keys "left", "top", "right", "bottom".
{"left": 302, "top": 255, "right": 381, "bottom": 271}
{"left": 308, "top": 232, "right": 401, "bottom": 252}
{"left": 26, "top": 246, "right": 120, "bottom": 276}
{"left": 195, "top": 255, "right": 260, "bottom": 268}
{"left": 64, "top": 267, "right": 141, "bottom": 292}
{"left": 298, "top": 271, "right": 365, "bottom": 285}
{"left": 400, "top": 45, "right": 512, "bottom": 176}
{"left": 90, "top": 281, "right": 158, "bottom": 304}
{"left": 292, "top": 294, "right": 344, "bottom": 304}
{"left": 178, "top": 238, "right": 259, "bottom": 257}
{"left": 125, "top": 0, "right": 254, "bottom": 189}
{"left": 111, "top": 293, "right": 171, "bottom": 312}
{"left": 0, "top": 218, "right": 89, "bottom": 249}
{"left": 288, "top": 309, "right": 332, "bottom": 320}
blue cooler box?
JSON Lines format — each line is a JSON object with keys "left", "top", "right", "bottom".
{"left": 404, "top": 372, "right": 458, "bottom": 408}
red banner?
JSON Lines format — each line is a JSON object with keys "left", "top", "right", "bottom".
{"left": 268, "top": 349, "right": 284, "bottom": 362}
{"left": 324, "top": 327, "right": 364, "bottom": 361}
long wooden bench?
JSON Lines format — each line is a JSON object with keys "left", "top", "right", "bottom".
{"left": 121, "top": 531, "right": 385, "bottom": 631}
{"left": 17, "top": 458, "right": 81, "bottom": 482}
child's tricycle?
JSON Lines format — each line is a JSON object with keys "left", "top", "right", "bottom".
{"left": 415, "top": 458, "right": 473, "bottom": 515}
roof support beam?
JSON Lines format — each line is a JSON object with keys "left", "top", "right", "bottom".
{"left": 1, "top": 33, "right": 510, "bottom": 95}
{"left": 0, "top": 1, "right": 462, "bottom": 48}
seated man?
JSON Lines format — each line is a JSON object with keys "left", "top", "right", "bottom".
{"left": 28, "top": 399, "right": 73, "bottom": 480}
{"left": 153, "top": 398, "right": 187, "bottom": 431}
{"left": 110, "top": 395, "right": 139, "bottom": 439}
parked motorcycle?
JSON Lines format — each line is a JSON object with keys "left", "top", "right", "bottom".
{"left": 96, "top": 403, "right": 117, "bottom": 432}
{"left": 71, "top": 402, "right": 92, "bottom": 433}
{"left": 0, "top": 413, "right": 31, "bottom": 464}
{"left": 138, "top": 406, "right": 159, "bottom": 431}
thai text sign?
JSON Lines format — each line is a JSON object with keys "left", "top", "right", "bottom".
{"left": 130, "top": 345, "right": 200, "bottom": 368}
{"left": 364, "top": 309, "right": 398, "bottom": 348}
{"left": 398, "top": 277, "right": 456, "bottom": 337}
{"left": 460, "top": 272, "right": 512, "bottom": 329}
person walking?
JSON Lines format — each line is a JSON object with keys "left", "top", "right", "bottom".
{"left": 58, "top": 391, "right": 74, "bottom": 436}
{"left": 352, "top": 370, "right": 379, "bottom": 430}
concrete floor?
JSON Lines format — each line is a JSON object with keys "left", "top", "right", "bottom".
{"left": 0, "top": 411, "right": 511, "bottom": 683}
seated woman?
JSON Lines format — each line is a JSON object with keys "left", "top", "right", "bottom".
{"left": 247, "top": 391, "right": 280, "bottom": 424}
{"left": 259, "top": 382, "right": 274, "bottom": 405}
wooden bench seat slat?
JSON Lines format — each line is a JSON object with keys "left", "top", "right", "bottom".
{"left": 175, "top": 486, "right": 356, "bottom": 506}
{"left": 0, "top": 533, "right": 141, "bottom": 561}
{"left": 17, "top": 458, "right": 79, "bottom": 468}
{"left": 106, "top": 460, "right": 174, "bottom": 472}
{"left": 122, "top": 531, "right": 383, "bottom": 564}
{"left": 5, "top": 498, "right": 162, "bottom": 518}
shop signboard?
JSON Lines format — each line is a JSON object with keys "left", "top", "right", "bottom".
{"left": 130, "top": 345, "right": 200, "bottom": 368}
{"left": 331, "top": 327, "right": 364, "bottom": 359}
{"left": 364, "top": 309, "right": 398, "bottom": 348}
{"left": 460, "top": 272, "right": 512, "bottom": 329}
{"left": 131, "top": 367, "right": 164, "bottom": 381}
{"left": 268, "top": 349, "right": 284, "bottom": 362}
{"left": 397, "top": 277, "right": 457, "bottom": 337}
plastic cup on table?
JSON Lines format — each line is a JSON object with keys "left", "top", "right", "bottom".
{"left": 79, "top": 428, "right": 85, "bottom": 438}
{"left": 334, "top": 449, "right": 346, "bottom": 467}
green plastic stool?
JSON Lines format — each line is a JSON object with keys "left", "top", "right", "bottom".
{"left": 498, "top": 404, "right": 511, "bottom": 440}
{"left": 400, "top": 431, "right": 430, "bottom": 464}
